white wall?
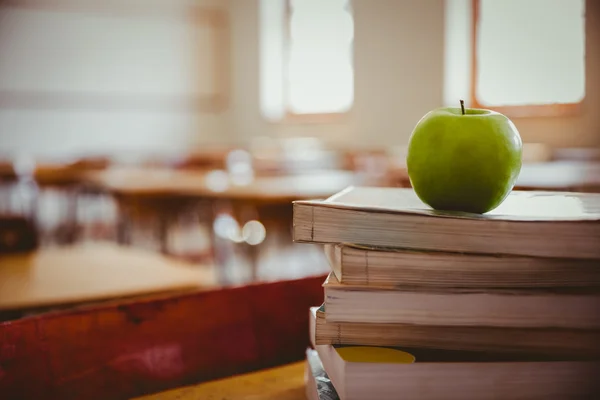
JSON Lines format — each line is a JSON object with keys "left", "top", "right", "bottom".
{"left": 0, "top": 0, "right": 231, "bottom": 157}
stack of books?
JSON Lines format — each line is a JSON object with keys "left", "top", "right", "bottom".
{"left": 294, "top": 187, "right": 600, "bottom": 400}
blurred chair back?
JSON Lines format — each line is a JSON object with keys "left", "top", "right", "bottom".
{"left": 0, "top": 215, "right": 38, "bottom": 254}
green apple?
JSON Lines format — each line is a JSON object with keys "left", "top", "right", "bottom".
{"left": 406, "top": 101, "right": 522, "bottom": 214}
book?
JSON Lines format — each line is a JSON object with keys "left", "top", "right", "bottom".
{"left": 324, "top": 244, "right": 600, "bottom": 288}
{"left": 293, "top": 187, "right": 600, "bottom": 259}
{"left": 312, "top": 341, "right": 600, "bottom": 400}
{"left": 309, "top": 315, "right": 600, "bottom": 400}
{"left": 323, "top": 273, "right": 600, "bottom": 329}
{"left": 310, "top": 306, "right": 600, "bottom": 359}
{"left": 305, "top": 348, "right": 340, "bottom": 400}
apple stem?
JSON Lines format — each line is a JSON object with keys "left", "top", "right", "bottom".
{"left": 460, "top": 100, "right": 465, "bottom": 115}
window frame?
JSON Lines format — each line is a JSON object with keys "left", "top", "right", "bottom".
{"left": 278, "top": 0, "right": 353, "bottom": 124}
{"left": 470, "top": 0, "right": 584, "bottom": 118}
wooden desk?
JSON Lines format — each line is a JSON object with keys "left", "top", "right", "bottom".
{"left": 0, "top": 157, "right": 109, "bottom": 245}
{"left": 388, "top": 161, "right": 600, "bottom": 193}
{"left": 0, "top": 158, "right": 107, "bottom": 186}
{"left": 134, "top": 362, "right": 306, "bottom": 400}
{"left": 0, "top": 243, "right": 216, "bottom": 312}
{"left": 516, "top": 161, "right": 600, "bottom": 192}
{"left": 0, "top": 160, "right": 15, "bottom": 181}
{"left": 0, "top": 274, "right": 325, "bottom": 400}
{"left": 80, "top": 168, "right": 359, "bottom": 278}
{"left": 81, "top": 167, "right": 358, "bottom": 204}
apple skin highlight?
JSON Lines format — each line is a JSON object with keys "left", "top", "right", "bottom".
{"left": 406, "top": 106, "right": 523, "bottom": 214}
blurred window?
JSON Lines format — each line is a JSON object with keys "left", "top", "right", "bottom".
{"left": 259, "top": 0, "right": 354, "bottom": 122}
{"left": 472, "top": 0, "right": 585, "bottom": 116}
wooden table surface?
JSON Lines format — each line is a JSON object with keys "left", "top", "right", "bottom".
{"left": 0, "top": 158, "right": 108, "bottom": 185}
{"left": 390, "top": 161, "right": 600, "bottom": 193}
{"left": 134, "top": 362, "right": 306, "bottom": 400}
{"left": 81, "top": 167, "right": 358, "bottom": 203}
{"left": 1, "top": 274, "right": 324, "bottom": 400}
{"left": 0, "top": 242, "right": 216, "bottom": 311}
{"left": 516, "top": 161, "right": 600, "bottom": 192}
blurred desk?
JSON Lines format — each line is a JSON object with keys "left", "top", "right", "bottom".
{"left": 0, "top": 161, "right": 15, "bottom": 181}
{"left": 387, "top": 161, "right": 600, "bottom": 193}
{"left": 0, "top": 157, "right": 109, "bottom": 244}
{"left": 134, "top": 362, "right": 306, "bottom": 400}
{"left": 516, "top": 161, "right": 600, "bottom": 192}
{"left": 81, "top": 167, "right": 358, "bottom": 203}
{"left": 0, "top": 157, "right": 108, "bottom": 185}
{"left": 80, "top": 168, "right": 358, "bottom": 279}
{"left": 0, "top": 242, "right": 215, "bottom": 312}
